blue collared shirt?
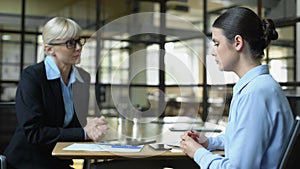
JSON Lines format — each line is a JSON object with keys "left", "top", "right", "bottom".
{"left": 194, "top": 65, "right": 294, "bottom": 169}
{"left": 44, "top": 56, "right": 83, "bottom": 127}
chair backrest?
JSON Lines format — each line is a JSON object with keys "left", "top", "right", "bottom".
{"left": 0, "top": 102, "right": 17, "bottom": 154}
{"left": 278, "top": 115, "right": 300, "bottom": 169}
{"left": 0, "top": 155, "right": 6, "bottom": 169}
{"left": 286, "top": 96, "right": 300, "bottom": 116}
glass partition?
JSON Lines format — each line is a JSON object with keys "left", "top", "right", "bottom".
{"left": 0, "top": 0, "right": 298, "bottom": 122}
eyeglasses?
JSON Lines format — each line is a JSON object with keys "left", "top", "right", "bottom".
{"left": 48, "top": 37, "right": 86, "bottom": 49}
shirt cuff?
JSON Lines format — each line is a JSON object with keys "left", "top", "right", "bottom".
{"left": 207, "top": 137, "right": 213, "bottom": 149}
{"left": 194, "top": 148, "right": 213, "bottom": 168}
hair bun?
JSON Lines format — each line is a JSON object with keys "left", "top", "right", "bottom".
{"left": 262, "top": 19, "right": 278, "bottom": 41}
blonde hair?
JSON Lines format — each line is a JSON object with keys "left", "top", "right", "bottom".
{"left": 42, "top": 17, "right": 81, "bottom": 44}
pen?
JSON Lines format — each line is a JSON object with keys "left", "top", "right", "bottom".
{"left": 169, "top": 127, "right": 222, "bottom": 133}
{"left": 189, "top": 133, "right": 199, "bottom": 139}
{"left": 188, "top": 130, "right": 199, "bottom": 140}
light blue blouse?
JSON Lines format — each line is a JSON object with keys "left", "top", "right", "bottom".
{"left": 44, "top": 56, "right": 83, "bottom": 127}
{"left": 194, "top": 65, "right": 294, "bottom": 169}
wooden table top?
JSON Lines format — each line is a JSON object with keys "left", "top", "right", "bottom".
{"left": 52, "top": 142, "right": 224, "bottom": 160}
{"left": 52, "top": 117, "right": 225, "bottom": 160}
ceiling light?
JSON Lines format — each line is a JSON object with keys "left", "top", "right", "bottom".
{"left": 2, "top": 35, "right": 11, "bottom": 40}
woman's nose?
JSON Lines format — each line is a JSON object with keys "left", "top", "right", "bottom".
{"left": 75, "top": 43, "right": 82, "bottom": 50}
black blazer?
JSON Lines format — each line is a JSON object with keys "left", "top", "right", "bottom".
{"left": 4, "top": 61, "right": 90, "bottom": 169}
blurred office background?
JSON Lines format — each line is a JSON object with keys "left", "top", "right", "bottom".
{"left": 1, "top": 0, "right": 300, "bottom": 155}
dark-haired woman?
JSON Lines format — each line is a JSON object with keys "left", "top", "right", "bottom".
{"left": 180, "top": 7, "right": 294, "bottom": 169}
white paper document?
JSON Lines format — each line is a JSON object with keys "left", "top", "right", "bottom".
{"left": 63, "top": 143, "right": 143, "bottom": 152}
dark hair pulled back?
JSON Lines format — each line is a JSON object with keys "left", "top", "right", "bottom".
{"left": 212, "top": 7, "right": 278, "bottom": 60}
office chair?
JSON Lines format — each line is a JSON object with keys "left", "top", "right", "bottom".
{"left": 278, "top": 115, "right": 300, "bottom": 169}
{"left": 0, "top": 154, "right": 6, "bottom": 169}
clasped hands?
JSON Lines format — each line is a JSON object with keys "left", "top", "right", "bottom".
{"left": 180, "top": 130, "right": 209, "bottom": 158}
{"left": 84, "top": 116, "right": 108, "bottom": 142}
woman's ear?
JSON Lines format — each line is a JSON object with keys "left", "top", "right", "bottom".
{"left": 233, "top": 35, "right": 244, "bottom": 51}
{"left": 44, "top": 45, "right": 55, "bottom": 56}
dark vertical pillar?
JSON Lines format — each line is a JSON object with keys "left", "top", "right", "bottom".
{"left": 293, "top": 25, "right": 297, "bottom": 82}
{"left": 34, "top": 28, "right": 38, "bottom": 63}
{"left": 159, "top": 0, "right": 166, "bottom": 117}
{"left": 20, "top": 0, "right": 25, "bottom": 77}
{"left": 95, "top": 0, "right": 103, "bottom": 108}
{"left": 202, "top": 0, "right": 209, "bottom": 122}
{"left": 257, "top": 0, "right": 262, "bottom": 18}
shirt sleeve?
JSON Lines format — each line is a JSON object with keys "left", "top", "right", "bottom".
{"left": 207, "top": 134, "right": 225, "bottom": 150}
{"left": 194, "top": 148, "right": 228, "bottom": 169}
{"left": 193, "top": 92, "right": 273, "bottom": 169}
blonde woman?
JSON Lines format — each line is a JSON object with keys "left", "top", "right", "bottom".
{"left": 4, "top": 17, "right": 108, "bottom": 169}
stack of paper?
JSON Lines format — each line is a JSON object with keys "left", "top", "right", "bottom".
{"left": 63, "top": 143, "right": 143, "bottom": 152}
